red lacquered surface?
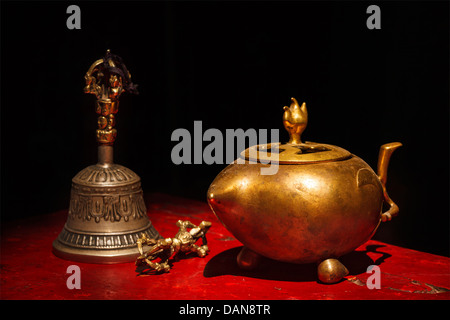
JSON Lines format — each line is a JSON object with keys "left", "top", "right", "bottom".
{"left": 1, "top": 193, "right": 449, "bottom": 300}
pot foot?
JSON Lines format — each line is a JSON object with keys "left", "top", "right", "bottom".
{"left": 317, "top": 258, "right": 349, "bottom": 284}
{"left": 237, "top": 247, "right": 262, "bottom": 270}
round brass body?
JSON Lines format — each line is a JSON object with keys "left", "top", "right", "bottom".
{"left": 207, "top": 155, "right": 384, "bottom": 264}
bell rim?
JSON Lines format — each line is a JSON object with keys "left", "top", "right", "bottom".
{"left": 52, "top": 239, "right": 141, "bottom": 264}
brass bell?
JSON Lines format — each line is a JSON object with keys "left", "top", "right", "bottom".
{"left": 52, "top": 50, "right": 161, "bottom": 263}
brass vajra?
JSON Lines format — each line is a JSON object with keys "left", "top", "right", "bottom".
{"left": 136, "top": 220, "right": 212, "bottom": 273}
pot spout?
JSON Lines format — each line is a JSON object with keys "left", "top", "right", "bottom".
{"left": 377, "top": 142, "right": 402, "bottom": 221}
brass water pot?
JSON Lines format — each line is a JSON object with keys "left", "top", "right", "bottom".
{"left": 207, "top": 98, "right": 401, "bottom": 283}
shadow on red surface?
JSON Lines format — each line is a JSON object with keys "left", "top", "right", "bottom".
{"left": 203, "top": 245, "right": 391, "bottom": 283}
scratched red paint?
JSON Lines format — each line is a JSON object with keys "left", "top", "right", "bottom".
{"left": 1, "top": 193, "right": 449, "bottom": 300}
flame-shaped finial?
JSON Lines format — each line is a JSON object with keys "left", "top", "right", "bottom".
{"left": 283, "top": 97, "right": 308, "bottom": 144}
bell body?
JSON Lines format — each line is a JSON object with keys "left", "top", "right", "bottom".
{"left": 207, "top": 155, "right": 384, "bottom": 264}
{"left": 53, "top": 162, "right": 161, "bottom": 263}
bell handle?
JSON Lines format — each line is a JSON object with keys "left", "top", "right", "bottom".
{"left": 377, "top": 142, "right": 402, "bottom": 222}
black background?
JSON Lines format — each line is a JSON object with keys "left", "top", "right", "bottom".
{"left": 1, "top": 1, "right": 448, "bottom": 256}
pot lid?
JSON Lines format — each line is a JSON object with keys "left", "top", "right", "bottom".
{"left": 240, "top": 98, "right": 351, "bottom": 164}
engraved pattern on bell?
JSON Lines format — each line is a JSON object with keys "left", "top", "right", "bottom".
{"left": 68, "top": 165, "right": 147, "bottom": 223}
{"left": 54, "top": 163, "right": 162, "bottom": 262}
{"left": 52, "top": 51, "right": 161, "bottom": 263}
{"left": 73, "top": 164, "right": 138, "bottom": 186}
{"left": 57, "top": 224, "right": 159, "bottom": 250}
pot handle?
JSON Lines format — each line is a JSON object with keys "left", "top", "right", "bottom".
{"left": 377, "top": 142, "right": 402, "bottom": 222}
